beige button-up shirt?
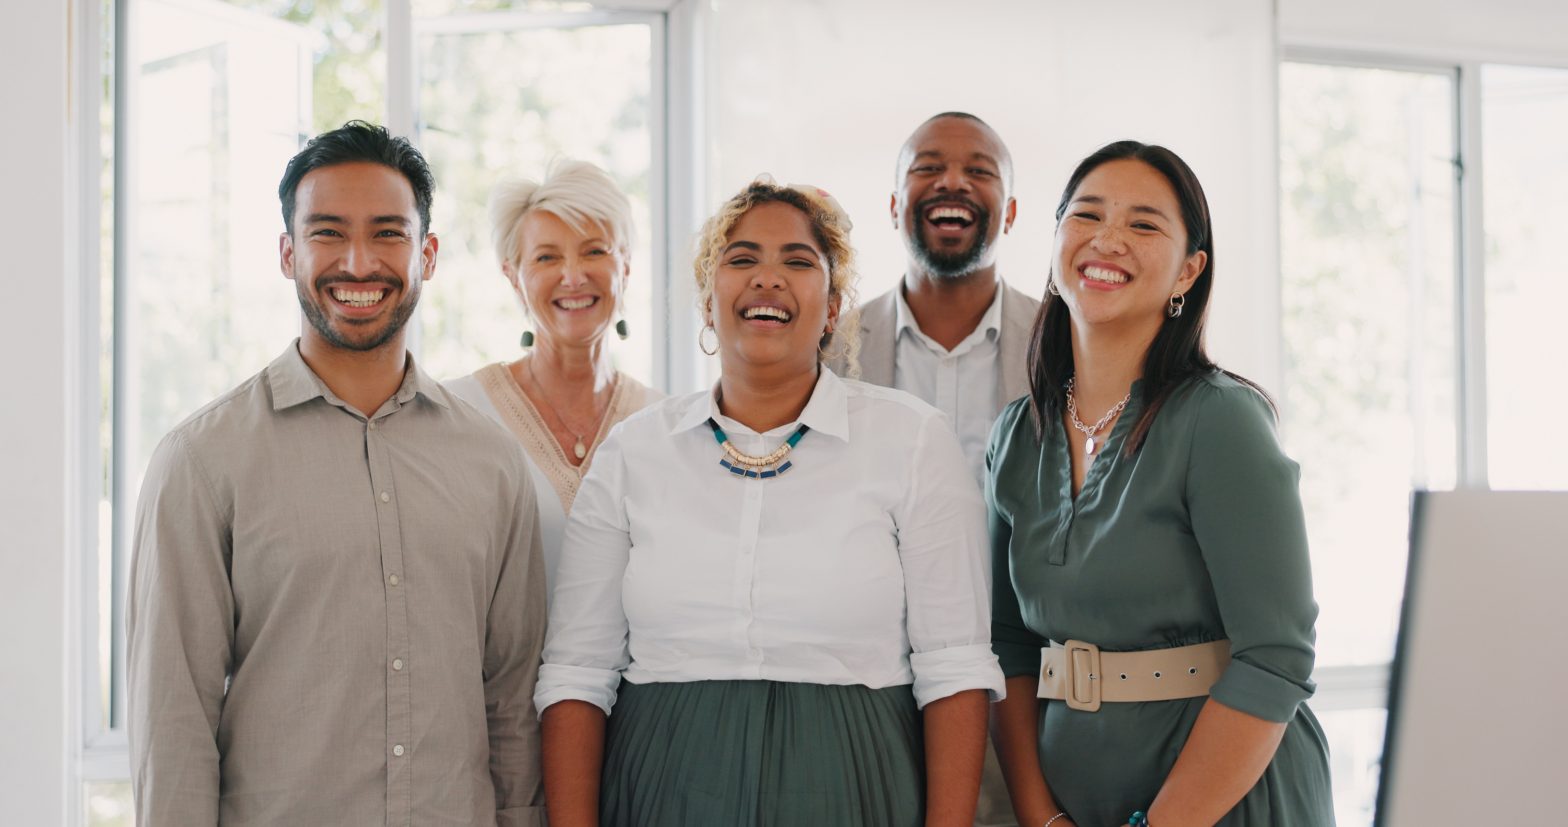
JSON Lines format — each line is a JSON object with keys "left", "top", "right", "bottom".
{"left": 128, "top": 342, "right": 547, "bottom": 826}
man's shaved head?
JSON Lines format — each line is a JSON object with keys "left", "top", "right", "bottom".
{"left": 895, "top": 112, "right": 1013, "bottom": 191}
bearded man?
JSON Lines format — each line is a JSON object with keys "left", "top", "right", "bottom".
{"left": 830, "top": 112, "right": 1038, "bottom": 491}
{"left": 127, "top": 121, "right": 547, "bottom": 826}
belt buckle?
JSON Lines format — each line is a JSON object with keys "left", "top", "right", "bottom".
{"left": 1063, "top": 639, "right": 1102, "bottom": 712}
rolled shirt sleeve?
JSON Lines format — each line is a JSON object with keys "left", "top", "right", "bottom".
{"left": 1186, "top": 383, "right": 1319, "bottom": 723}
{"left": 535, "top": 430, "right": 633, "bottom": 716}
{"left": 127, "top": 430, "right": 233, "bottom": 826}
{"left": 897, "top": 412, "right": 1007, "bottom": 708}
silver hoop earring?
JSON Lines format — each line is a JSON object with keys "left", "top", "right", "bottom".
{"left": 699, "top": 323, "right": 719, "bottom": 356}
{"left": 1167, "top": 292, "right": 1185, "bottom": 318}
{"left": 1047, "top": 278, "right": 1060, "bottom": 296}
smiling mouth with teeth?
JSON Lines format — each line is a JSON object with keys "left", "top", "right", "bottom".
{"left": 1082, "top": 265, "right": 1130, "bottom": 285}
{"left": 555, "top": 296, "right": 598, "bottom": 310}
{"left": 926, "top": 205, "right": 975, "bottom": 228}
{"left": 331, "top": 286, "right": 388, "bottom": 307}
{"left": 741, "top": 305, "right": 792, "bottom": 323}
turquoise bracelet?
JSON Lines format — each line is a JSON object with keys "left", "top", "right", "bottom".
{"left": 1128, "top": 811, "right": 1151, "bottom": 827}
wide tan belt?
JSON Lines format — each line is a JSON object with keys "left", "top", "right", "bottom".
{"left": 1037, "top": 639, "right": 1231, "bottom": 712}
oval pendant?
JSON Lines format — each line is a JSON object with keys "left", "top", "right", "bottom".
{"left": 1085, "top": 436, "right": 1097, "bottom": 456}
{"left": 573, "top": 438, "right": 588, "bottom": 460}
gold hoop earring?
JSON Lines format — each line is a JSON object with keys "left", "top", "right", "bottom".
{"left": 1167, "top": 292, "right": 1185, "bottom": 318}
{"left": 699, "top": 323, "right": 719, "bottom": 356}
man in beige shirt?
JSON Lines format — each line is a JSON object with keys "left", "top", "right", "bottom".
{"left": 127, "top": 121, "right": 547, "bottom": 825}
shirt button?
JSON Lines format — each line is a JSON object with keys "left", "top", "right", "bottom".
{"left": 379, "top": 491, "right": 390, "bottom": 503}
{"left": 388, "top": 574, "right": 400, "bottom": 586}
{"left": 392, "top": 658, "right": 404, "bottom": 671}
{"left": 368, "top": 421, "right": 377, "bottom": 431}
{"left": 392, "top": 744, "right": 404, "bottom": 757}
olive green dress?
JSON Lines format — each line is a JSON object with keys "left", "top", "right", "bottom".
{"left": 989, "top": 373, "right": 1334, "bottom": 826}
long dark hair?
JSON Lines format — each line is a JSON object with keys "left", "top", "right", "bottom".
{"left": 1025, "top": 140, "right": 1272, "bottom": 453}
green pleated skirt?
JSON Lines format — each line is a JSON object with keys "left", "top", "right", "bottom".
{"left": 600, "top": 679, "right": 925, "bottom": 827}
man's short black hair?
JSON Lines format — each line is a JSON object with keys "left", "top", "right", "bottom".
{"left": 278, "top": 120, "right": 435, "bottom": 236}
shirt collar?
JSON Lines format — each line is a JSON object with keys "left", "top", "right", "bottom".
{"left": 267, "top": 339, "right": 448, "bottom": 413}
{"left": 667, "top": 367, "right": 852, "bottom": 443}
{"left": 894, "top": 279, "right": 1006, "bottom": 343}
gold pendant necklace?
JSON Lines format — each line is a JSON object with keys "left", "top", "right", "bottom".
{"left": 526, "top": 358, "right": 609, "bottom": 461}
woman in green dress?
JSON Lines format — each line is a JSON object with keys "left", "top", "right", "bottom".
{"left": 988, "top": 142, "right": 1334, "bottom": 827}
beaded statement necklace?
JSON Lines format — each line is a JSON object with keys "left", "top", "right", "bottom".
{"left": 708, "top": 419, "right": 809, "bottom": 479}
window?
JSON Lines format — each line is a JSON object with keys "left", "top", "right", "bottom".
{"left": 1280, "top": 55, "right": 1568, "bottom": 827}
{"left": 412, "top": 9, "right": 663, "bottom": 383}
{"left": 83, "top": 0, "right": 682, "bottom": 808}
{"left": 1279, "top": 59, "right": 1460, "bottom": 824}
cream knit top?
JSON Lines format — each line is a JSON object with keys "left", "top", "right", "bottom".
{"left": 446, "top": 361, "right": 661, "bottom": 594}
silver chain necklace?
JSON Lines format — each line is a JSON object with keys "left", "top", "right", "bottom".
{"left": 1065, "top": 377, "right": 1131, "bottom": 457}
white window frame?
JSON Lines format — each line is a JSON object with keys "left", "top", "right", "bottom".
{"left": 1276, "top": 44, "right": 1475, "bottom": 727}
{"left": 74, "top": 0, "right": 706, "bottom": 798}
{"left": 1274, "top": 41, "right": 1568, "bottom": 720}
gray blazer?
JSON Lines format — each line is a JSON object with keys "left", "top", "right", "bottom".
{"left": 828, "top": 281, "right": 1041, "bottom": 412}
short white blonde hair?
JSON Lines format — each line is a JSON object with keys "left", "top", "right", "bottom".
{"left": 488, "top": 159, "right": 635, "bottom": 270}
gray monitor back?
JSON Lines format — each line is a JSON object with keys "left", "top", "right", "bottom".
{"left": 1376, "top": 490, "right": 1568, "bottom": 825}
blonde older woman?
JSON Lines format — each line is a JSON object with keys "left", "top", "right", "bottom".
{"left": 448, "top": 160, "right": 661, "bottom": 592}
{"left": 534, "top": 178, "right": 1004, "bottom": 826}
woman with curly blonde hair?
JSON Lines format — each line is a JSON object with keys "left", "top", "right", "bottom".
{"left": 535, "top": 177, "right": 1004, "bottom": 826}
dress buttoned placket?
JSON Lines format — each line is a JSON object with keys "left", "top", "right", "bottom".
{"left": 364, "top": 405, "right": 414, "bottom": 825}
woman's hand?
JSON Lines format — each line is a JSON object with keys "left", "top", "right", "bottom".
{"left": 1144, "top": 698, "right": 1287, "bottom": 827}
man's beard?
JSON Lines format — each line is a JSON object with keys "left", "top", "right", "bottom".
{"left": 907, "top": 198, "right": 994, "bottom": 279}
{"left": 297, "top": 276, "right": 418, "bottom": 352}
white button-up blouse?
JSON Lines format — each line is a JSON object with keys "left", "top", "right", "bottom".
{"left": 535, "top": 368, "right": 1005, "bottom": 716}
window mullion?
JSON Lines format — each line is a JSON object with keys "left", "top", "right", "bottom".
{"left": 108, "top": 0, "right": 136, "bottom": 735}
{"left": 1455, "top": 62, "right": 1489, "bottom": 489}
{"left": 76, "top": 0, "right": 109, "bottom": 753}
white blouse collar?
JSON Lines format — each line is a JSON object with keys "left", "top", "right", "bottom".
{"left": 668, "top": 366, "right": 852, "bottom": 443}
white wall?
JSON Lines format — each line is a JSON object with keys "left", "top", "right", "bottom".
{"left": 7, "top": 1, "right": 1566, "bottom": 823}
{"left": 705, "top": 0, "right": 1281, "bottom": 389}
{"left": 0, "top": 2, "right": 74, "bottom": 824}
{"left": 1280, "top": 0, "right": 1568, "bottom": 65}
